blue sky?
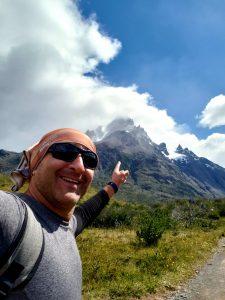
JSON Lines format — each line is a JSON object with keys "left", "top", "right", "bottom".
{"left": 79, "top": 0, "right": 225, "bottom": 139}
{"left": 1, "top": 0, "right": 225, "bottom": 167}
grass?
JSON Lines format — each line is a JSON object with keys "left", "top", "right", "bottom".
{"left": 77, "top": 224, "right": 225, "bottom": 299}
{"left": 0, "top": 173, "right": 13, "bottom": 191}
{"left": 1, "top": 173, "right": 225, "bottom": 299}
{"left": 0, "top": 173, "right": 30, "bottom": 193}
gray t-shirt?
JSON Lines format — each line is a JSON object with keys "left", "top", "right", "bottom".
{"left": 0, "top": 189, "right": 109, "bottom": 299}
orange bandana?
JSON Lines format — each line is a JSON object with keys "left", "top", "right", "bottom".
{"left": 11, "top": 128, "right": 97, "bottom": 191}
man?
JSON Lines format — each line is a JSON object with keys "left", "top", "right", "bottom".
{"left": 0, "top": 128, "right": 129, "bottom": 299}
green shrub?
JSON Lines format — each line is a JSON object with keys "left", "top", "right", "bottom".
{"left": 214, "top": 199, "right": 225, "bottom": 217}
{"left": 92, "top": 201, "right": 142, "bottom": 228}
{"left": 193, "top": 218, "right": 217, "bottom": 230}
{"left": 208, "top": 209, "right": 220, "bottom": 220}
{"left": 171, "top": 199, "right": 220, "bottom": 229}
{"left": 136, "top": 208, "right": 172, "bottom": 246}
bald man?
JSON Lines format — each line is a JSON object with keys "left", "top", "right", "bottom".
{"left": 0, "top": 128, "right": 129, "bottom": 299}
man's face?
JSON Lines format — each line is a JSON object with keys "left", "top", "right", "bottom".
{"left": 30, "top": 144, "right": 94, "bottom": 210}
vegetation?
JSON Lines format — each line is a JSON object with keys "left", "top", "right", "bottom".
{"left": 78, "top": 226, "right": 225, "bottom": 299}
{"left": 136, "top": 207, "right": 172, "bottom": 246}
{"left": 0, "top": 173, "right": 13, "bottom": 191}
{"left": 1, "top": 174, "right": 225, "bottom": 299}
{"left": 78, "top": 192, "right": 225, "bottom": 299}
{"left": 0, "top": 173, "right": 28, "bottom": 192}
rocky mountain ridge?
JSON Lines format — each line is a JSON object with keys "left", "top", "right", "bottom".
{"left": 1, "top": 118, "right": 225, "bottom": 202}
{"left": 90, "top": 118, "right": 225, "bottom": 201}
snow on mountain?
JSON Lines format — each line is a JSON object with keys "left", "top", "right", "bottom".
{"left": 170, "top": 153, "right": 187, "bottom": 162}
{"left": 86, "top": 118, "right": 154, "bottom": 149}
{"left": 158, "top": 143, "right": 169, "bottom": 156}
{"left": 86, "top": 118, "right": 135, "bottom": 142}
{"left": 2, "top": 117, "right": 225, "bottom": 199}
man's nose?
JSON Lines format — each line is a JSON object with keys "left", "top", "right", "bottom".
{"left": 69, "top": 154, "right": 85, "bottom": 173}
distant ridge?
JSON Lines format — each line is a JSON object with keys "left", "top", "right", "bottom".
{"left": 0, "top": 149, "right": 21, "bottom": 174}
{"left": 1, "top": 118, "right": 225, "bottom": 202}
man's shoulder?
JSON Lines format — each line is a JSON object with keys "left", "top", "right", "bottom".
{"left": 0, "top": 189, "right": 13, "bottom": 199}
{"left": 0, "top": 190, "right": 25, "bottom": 212}
{"left": 0, "top": 190, "right": 26, "bottom": 255}
{"left": 0, "top": 190, "right": 20, "bottom": 199}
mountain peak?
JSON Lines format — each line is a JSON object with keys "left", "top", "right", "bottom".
{"left": 86, "top": 117, "right": 153, "bottom": 146}
{"left": 106, "top": 117, "right": 134, "bottom": 133}
{"left": 176, "top": 144, "right": 184, "bottom": 153}
{"left": 88, "top": 117, "right": 156, "bottom": 154}
{"left": 158, "top": 143, "right": 169, "bottom": 156}
{"left": 175, "top": 145, "right": 198, "bottom": 159}
{"left": 86, "top": 118, "right": 135, "bottom": 142}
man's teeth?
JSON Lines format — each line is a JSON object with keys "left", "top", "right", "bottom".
{"left": 61, "top": 177, "right": 79, "bottom": 184}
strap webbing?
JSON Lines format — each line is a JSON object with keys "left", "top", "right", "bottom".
{"left": 0, "top": 198, "right": 44, "bottom": 297}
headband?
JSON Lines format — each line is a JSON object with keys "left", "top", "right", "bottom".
{"left": 11, "top": 128, "right": 97, "bottom": 191}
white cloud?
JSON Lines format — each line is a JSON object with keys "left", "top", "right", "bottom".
{"left": 0, "top": 0, "right": 121, "bottom": 149}
{"left": 1, "top": 0, "right": 225, "bottom": 168}
{"left": 199, "top": 94, "right": 225, "bottom": 128}
{"left": 193, "top": 133, "right": 225, "bottom": 167}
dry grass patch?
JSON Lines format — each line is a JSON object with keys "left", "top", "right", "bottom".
{"left": 77, "top": 226, "right": 225, "bottom": 299}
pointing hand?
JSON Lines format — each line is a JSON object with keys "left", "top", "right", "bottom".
{"left": 111, "top": 161, "right": 129, "bottom": 187}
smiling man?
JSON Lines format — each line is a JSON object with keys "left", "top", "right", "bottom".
{"left": 0, "top": 128, "right": 129, "bottom": 299}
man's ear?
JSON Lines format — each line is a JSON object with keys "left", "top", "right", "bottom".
{"left": 32, "top": 170, "right": 37, "bottom": 176}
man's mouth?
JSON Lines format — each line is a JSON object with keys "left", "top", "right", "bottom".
{"left": 60, "top": 176, "right": 80, "bottom": 184}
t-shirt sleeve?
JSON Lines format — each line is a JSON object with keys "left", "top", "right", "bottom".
{"left": 74, "top": 189, "right": 109, "bottom": 237}
{"left": 0, "top": 191, "right": 25, "bottom": 257}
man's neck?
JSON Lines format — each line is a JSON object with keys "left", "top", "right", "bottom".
{"left": 25, "top": 187, "right": 75, "bottom": 221}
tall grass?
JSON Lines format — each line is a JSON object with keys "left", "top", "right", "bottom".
{"left": 78, "top": 224, "right": 225, "bottom": 299}
{"left": 77, "top": 196, "right": 225, "bottom": 299}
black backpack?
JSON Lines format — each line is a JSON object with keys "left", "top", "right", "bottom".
{"left": 0, "top": 197, "right": 44, "bottom": 298}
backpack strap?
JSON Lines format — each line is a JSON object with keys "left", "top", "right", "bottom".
{"left": 0, "top": 197, "right": 44, "bottom": 298}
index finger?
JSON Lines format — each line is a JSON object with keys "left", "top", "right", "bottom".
{"left": 114, "top": 161, "right": 121, "bottom": 172}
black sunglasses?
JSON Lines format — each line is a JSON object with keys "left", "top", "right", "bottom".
{"left": 47, "top": 143, "right": 98, "bottom": 170}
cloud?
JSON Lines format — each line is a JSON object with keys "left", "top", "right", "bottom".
{"left": 199, "top": 94, "right": 225, "bottom": 128}
{"left": 1, "top": 0, "right": 225, "bottom": 168}
{"left": 0, "top": 0, "right": 121, "bottom": 149}
{"left": 194, "top": 133, "right": 225, "bottom": 167}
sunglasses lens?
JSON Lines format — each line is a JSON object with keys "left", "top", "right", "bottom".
{"left": 48, "top": 143, "right": 98, "bottom": 169}
{"left": 82, "top": 151, "right": 98, "bottom": 169}
{"left": 49, "top": 143, "right": 79, "bottom": 162}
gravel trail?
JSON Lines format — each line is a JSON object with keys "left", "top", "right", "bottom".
{"left": 167, "top": 237, "right": 225, "bottom": 300}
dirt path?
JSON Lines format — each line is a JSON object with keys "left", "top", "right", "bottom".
{"left": 167, "top": 237, "right": 225, "bottom": 300}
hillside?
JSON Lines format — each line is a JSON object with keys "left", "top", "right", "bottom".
{"left": 0, "top": 149, "right": 21, "bottom": 174}
{"left": 91, "top": 118, "right": 225, "bottom": 201}
{"left": 1, "top": 118, "right": 225, "bottom": 202}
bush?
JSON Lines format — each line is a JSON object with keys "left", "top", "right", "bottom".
{"left": 92, "top": 201, "right": 143, "bottom": 228}
{"left": 193, "top": 218, "right": 217, "bottom": 230}
{"left": 136, "top": 208, "right": 172, "bottom": 246}
{"left": 208, "top": 209, "right": 220, "bottom": 220}
{"left": 214, "top": 199, "right": 225, "bottom": 217}
{"left": 171, "top": 199, "right": 220, "bottom": 229}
